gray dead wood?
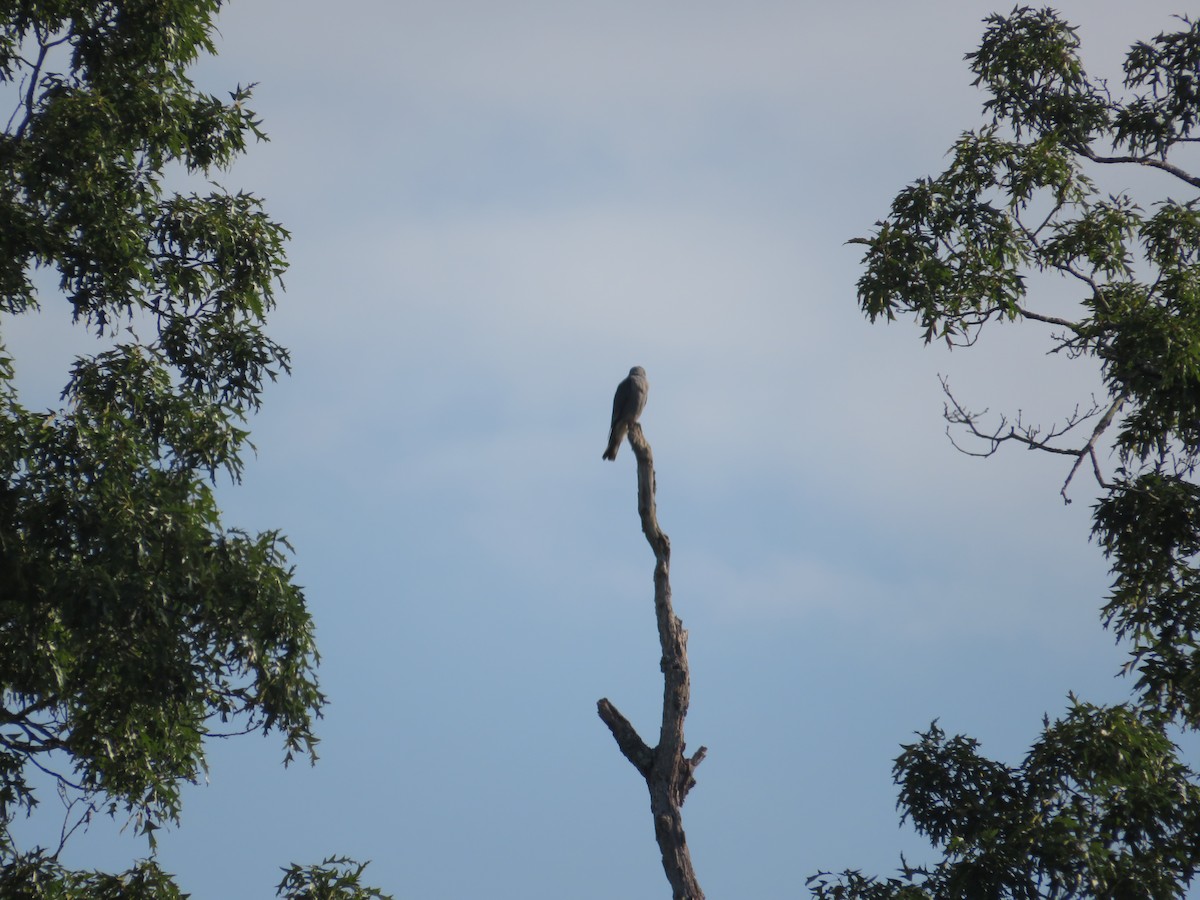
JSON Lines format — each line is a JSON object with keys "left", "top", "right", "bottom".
{"left": 598, "top": 422, "right": 707, "bottom": 900}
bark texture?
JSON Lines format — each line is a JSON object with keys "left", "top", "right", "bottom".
{"left": 598, "top": 422, "right": 707, "bottom": 900}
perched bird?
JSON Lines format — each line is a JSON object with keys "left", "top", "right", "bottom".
{"left": 603, "top": 366, "right": 649, "bottom": 460}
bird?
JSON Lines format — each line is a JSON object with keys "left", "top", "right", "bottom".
{"left": 603, "top": 366, "right": 649, "bottom": 460}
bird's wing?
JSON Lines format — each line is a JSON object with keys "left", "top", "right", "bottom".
{"left": 611, "top": 377, "right": 633, "bottom": 427}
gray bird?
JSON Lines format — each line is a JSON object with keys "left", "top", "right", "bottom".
{"left": 603, "top": 366, "right": 649, "bottom": 460}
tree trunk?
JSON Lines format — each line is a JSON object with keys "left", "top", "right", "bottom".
{"left": 598, "top": 422, "right": 707, "bottom": 900}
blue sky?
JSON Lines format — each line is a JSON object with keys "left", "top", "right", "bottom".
{"left": 8, "top": 1, "right": 1196, "bottom": 896}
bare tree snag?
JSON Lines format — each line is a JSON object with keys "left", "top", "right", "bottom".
{"left": 598, "top": 422, "right": 707, "bottom": 900}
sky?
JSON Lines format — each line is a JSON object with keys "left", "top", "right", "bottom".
{"left": 7, "top": 1, "right": 1199, "bottom": 897}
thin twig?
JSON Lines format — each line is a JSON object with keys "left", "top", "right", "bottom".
{"left": 55, "top": 797, "right": 99, "bottom": 859}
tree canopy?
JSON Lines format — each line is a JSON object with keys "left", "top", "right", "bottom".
{"left": 816, "top": 7, "right": 1200, "bottom": 899}
{"left": 0, "top": 2, "right": 382, "bottom": 896}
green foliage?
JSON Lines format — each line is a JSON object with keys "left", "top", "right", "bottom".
{"left": 813, "top": 705, "right": 1200, "bottom": 900}
{"left": 0, "top": 849, "right": 186, "bottom": 899}
{"left": 0, "top": 0, "right": 328, "bottom": 895}
{"left": 276, "top": 857, "right": 395, "bottom": 900}
{"left": 1093, "top": 476, "right": 1200, "bottom": 726}
{"left": 829, "top": 6, "right": 1200, "bottom": 899}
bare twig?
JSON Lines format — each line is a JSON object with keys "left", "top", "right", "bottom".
{"left": 1027, "top": 196, "right": 1067, "bottom": 239}
{"left": 598, "top": 421, "right": 706, "bottom": 900}
{"left": 55, "top": 795, "right": 99, "bottom": 859}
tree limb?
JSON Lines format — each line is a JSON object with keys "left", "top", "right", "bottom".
{"left": 1014, "top": 304, "right": 1085, "bottom": 333}
{"left": 1077, "top": 145, "right": 1200, "bottom": 189}
{"left": 597, "top": 698, "right": 653, "bottom": 778}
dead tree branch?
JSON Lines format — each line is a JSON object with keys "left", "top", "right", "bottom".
{"left": 598, "top": 421, "right": 707, "bottom": 900}
{"left": 940, "top": 377, "right": 1123, "bottom": 501}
